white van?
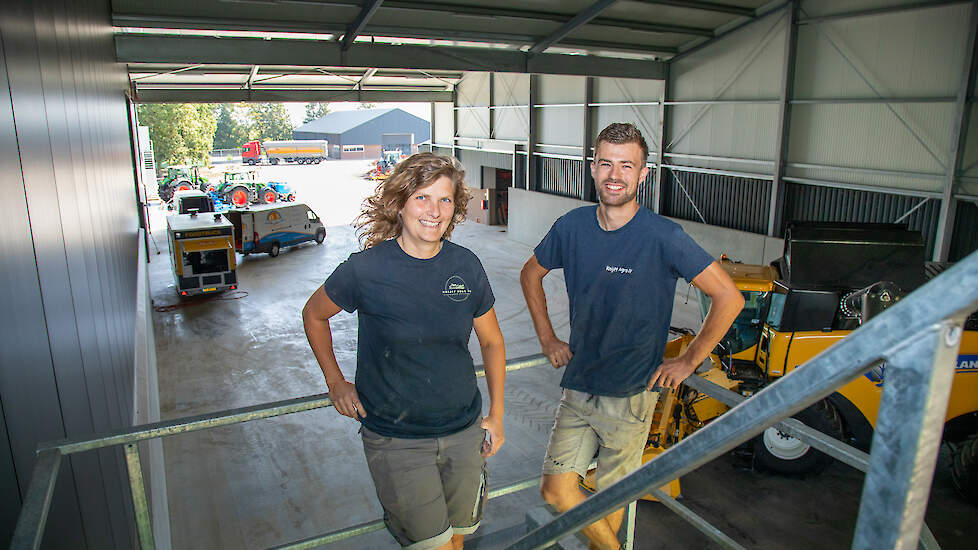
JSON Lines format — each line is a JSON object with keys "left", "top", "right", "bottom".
{"left": 225, "top": 203, "right": 325, "bottom": 257}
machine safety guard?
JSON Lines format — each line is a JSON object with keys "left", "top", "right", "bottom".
{"left": 11, "top": 249, "right": 978, "bottom": 550}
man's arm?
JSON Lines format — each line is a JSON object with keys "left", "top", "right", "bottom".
{"left": 302, "top": 286, "right": 365, "bottom": 419}
{"left": 473, "top": 307, "right": 506, "bottom": 457}
{"left": 648, "top": 262, "right": 744, "bottom": 390}
{"left": 520, "top": 255, "right": 572, "bottom": 368}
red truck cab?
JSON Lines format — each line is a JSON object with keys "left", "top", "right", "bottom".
{"left": 241, "top": 140, "right": 262, "bottom": 165}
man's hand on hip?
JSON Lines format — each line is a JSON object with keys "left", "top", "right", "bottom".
{"left": 648, "top": 356, "right": 697, "bottom": 390}
{"left": 542, "top": 338, "right": 573, "bottom": 369}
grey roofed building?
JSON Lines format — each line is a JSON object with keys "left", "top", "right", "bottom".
{"left": 293, "top": 107, "right": 430, "bottom": 160}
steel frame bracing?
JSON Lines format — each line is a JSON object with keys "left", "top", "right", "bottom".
{"left": 769, "top": 1, "right": 798, "bottom": 236}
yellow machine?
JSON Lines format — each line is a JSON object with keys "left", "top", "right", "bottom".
{"left": 166, "top": 211, "right": 237, "bottom": 296}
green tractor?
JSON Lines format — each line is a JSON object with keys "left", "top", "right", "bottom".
{"left": 158, "top": 165, "right": 210, "bottom": 203}
{"left": 212, "top": 169, "right": 294, "bottom": 208}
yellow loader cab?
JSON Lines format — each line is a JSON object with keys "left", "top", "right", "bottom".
{"left": 733, "top": 223, "right": 978, "bottom": 502}
{"left": 700, "top": 258, "right": 777, "bottom": 363}
{"left": 166, "top": 211, "right": 237, "bottom": 296}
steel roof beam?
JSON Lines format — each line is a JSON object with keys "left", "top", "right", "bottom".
{"left": 116, "top": 34, "right": 668, "bottom": 79}
{"left": 341, "top": 0, "right": 384, "bottom": 51}
{"left": 632, "top": 0, "right": 755, "bottom": 16}
{"left": 529, "top": 0, "right": 620, "bottom": 54}
{"left": 131, "top": 88, "right": 452, "bottom": 103}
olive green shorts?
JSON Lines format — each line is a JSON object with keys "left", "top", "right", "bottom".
{"left": 543, "top": 388, "right": 659, "bottom": 491}
{"left": 361, "top": 421, "right": 488, "bottom": 549}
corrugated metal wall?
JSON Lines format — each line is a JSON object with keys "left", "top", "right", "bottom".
{"left": 456, "top": 149, "right": 513, "bottom": 188}
{"left": 456, "top": 72, "right": 490, "bottom": 139}
{"left": 537, "top": 156, "right": 586, "bottom": 199}
{"left": 782, "top": 182, "right": 942, "bottom": 258}
{"left": 0, "top": 0, "right": 139, "bottom": 547}
{"left": 433, "top": 102, "right": 454, "bottom": 145}
{"left": 660, "top": 169, "right": 772, "bottom": 234}
{"left": 950, "top": 200, "right": 978, "bottom": 261}
{"left": 493, "top": 74, "right": 529, "bottom": 142}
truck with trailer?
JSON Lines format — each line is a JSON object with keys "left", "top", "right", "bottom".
{"left": 224, "top": 203, "right": 325, "bottom": 257}
{"left": 166, "top": 211, "right": 237, "bottom": 296}
{"left": 241, "top": 140, "right": 328, "bottom": 165}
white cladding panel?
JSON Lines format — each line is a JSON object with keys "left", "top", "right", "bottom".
{"left": 793, "top": 4, "right": 971, "bottom": 99}
{"left": 593, "top": 77, "right": 664, "bottom": 103}
{"left": 593, "top": 106, "right": 661, "bottom": 159}
{"left": 787, "top": 102, "right": 955, "bottom": 193}
{"left": 667, "top": 10, "right": 786, "bottom": 165}
{"left": 457, "top": 72, "right": 490, "bottom": 138}
{"left": 667, "top": 104, "right": 779, "bottom": 171}
{"left": 961, "top": 106, "right": 978, "bottom": 196}
{"left": 538, "top": 74, "right": 586, "bottom": 104}
{"left": 800, "top": 0, "right": 964, "bottom": 18}
{"left": 670, "top": 10, "right": 786, "bottom": 101}
{"left": 538, "top": 106, "right": 585, "bottom": 150}
{"left": 493, "top": 73, "right": 529, "bottom": 142}
{"left": 434, "top": 102, "right": 454, "bottom": 145}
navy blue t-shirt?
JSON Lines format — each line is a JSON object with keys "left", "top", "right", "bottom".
{"left": 534, "top": 206, "right": 713, "bottom": 397}
{"left": 323, "top": 239, "right": 495, "bottom": 438}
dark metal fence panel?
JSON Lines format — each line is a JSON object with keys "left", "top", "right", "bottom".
{"left": 660, "top": 168, "right": 771, "bottom": 234}
{"left": 950, "top": 200, "right": 978, "bottom": 261}
{"left": 638, "top": 168, "right": 656, "bottom": 212}
{"left": 536, "top": 156, "right": 586, "bottom": 199}
{"left": 456, "top": 148, "right": 512, "bottom": 171}
{"left": 782, "top": 182, "right": 942, "bottom": 258}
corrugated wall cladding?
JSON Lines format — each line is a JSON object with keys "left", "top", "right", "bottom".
{"left": 782, "top": 182, "right": 942, "bottom": 258}
{"left": 950, "top": 201, "right": 978, "bottom": 262}
{"left": 660, "top": 169, "right": 772, "bottom": 234}
{"left": 537, "top": 156, "right": 587, "bottom": 199}
{"left": 456, "top": 149, "right": 513, "bottom": 188}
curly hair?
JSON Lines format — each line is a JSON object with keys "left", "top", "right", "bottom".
{"left": 594, "top": 122, "right": 649, "bottom": 160}
{"left": 356, "top": 152, "right": 470, "bottom": 249}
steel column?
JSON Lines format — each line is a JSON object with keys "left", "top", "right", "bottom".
{"left": 488, "top": 72, "right": 495, "bottom": 140}
{"left": 852, "top": 321, "right": 962, "bottom": 549}
{"left": 654, "top": 66, "right": 668, "bottom": 214}
{"left": 528, "top": 74, "right": 539, "bottom": 191}
{"left": 769, "top": 1, "right": 797, "bottom": 237}
{"left": 582, "top": 76, "right": 594, "bottom": 201}
{"left": 933, "top": 0, "right": 978, "bottom": 261}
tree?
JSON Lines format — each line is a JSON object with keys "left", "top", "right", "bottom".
{"left": 304, "top": 102, "right": 331, "bottom": 123}
{"left": 357, "top": 103, "right": 378, "bottom": 110}
{"left": 248, "top": 103, "right": 293, "bottom": 140}
{"left": 213, "top": 104, "right": 254, "bottom": 149}
{"left": 136, "top": 103, "right": 217, "bottom": 166}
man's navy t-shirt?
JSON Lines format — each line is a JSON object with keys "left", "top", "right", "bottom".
{"left": 323, "top": 239, "right": 495, "bottom": 438}
{"left": 534, "top": 206, "right": 713, "bottom": 397}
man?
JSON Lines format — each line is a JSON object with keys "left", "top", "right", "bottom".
{"left": 520, "top": 123, "right": 744, "bottom": 550}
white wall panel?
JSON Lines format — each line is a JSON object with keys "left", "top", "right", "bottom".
{"left": 667, "top": 104, "right": 779, "bottom": 170}
{"left": 456, "top": 72, "right": 490, "bottom": 139}
{"left": 671, "top": 10, "right": 787, "bottom": 101}
{"left": 538, "top": 74, "right": 585, "bottom": 104}
{"left": 539, "top": 106, "right": 585, "bottom": 149}
{"left": 434, "top": 102, "right": 454, "bottom": 145}
{"left": 594, "top": 77, "right": 664, "bottom": 103}
{"left": 799, "top": 0, "right": 962, "bottom": 19}
{"left": 794, "top": 4, "right": 971, "bottom": 98}
{"left": 493, "top": 73, "right": 528, "bottom": 142}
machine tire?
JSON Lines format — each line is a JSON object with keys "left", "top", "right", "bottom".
{"left": 313, "top": 158, "right": 322, "bottom": 164}
{"left": 175, "top": 180, "right": 193, "bottom": 193}
{"left": 753, "top": 399, "right": 844, "bottom": 476}
{"left": 951, "top": 434, "right": 978, "bottom": 505}
{"left": 246, "top": 159, "right": 256, "bottom": 166}
{"left": 270, "top": 158, "right": 279, "bottom": 165}
{"left": 269, "top": 242, "right": 280, "bottom": 257}
{"left": 315, "top": 229, "right": 325, "bottom": 244}
{"left": 261, "top": 187, "right": 278, "bottom": 204}
{"left": 227, "top": 185, "right": 251, "bottom": 208}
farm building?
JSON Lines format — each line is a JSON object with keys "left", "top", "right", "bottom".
{"left": 293, "top": 107, "right": 430, "bottom": 159}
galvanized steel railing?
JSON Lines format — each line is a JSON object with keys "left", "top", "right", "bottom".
{"left": 12, "top": 250, "right": 978, "bottom": 550}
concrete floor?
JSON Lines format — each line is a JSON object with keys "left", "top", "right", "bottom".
{"left": 149, "top": 160, "right": 977, "bottom": 550}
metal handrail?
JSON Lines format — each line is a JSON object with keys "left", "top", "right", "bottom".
{"left": 11, "top": 355, "right": 551, "bottom": 549}
{"left": 509, "top": 250, "right": 978, "bottom": 549}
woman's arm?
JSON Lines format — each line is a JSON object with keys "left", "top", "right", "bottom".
{"left": 302, "top": 286, "right": 365, "bottom": 419}
{"left": 473, "top": 307, "right": 506, "bottom": 457}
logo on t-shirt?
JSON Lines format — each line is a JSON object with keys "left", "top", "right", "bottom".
{"left": 605, "top": 265, "right": 634, "bottom": 275}
{"left": 442, "top": 275, "right": 472, "bottom": 302}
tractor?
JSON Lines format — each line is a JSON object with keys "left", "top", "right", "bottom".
{"left": 158, "top": 165, "right": 210, "bottom": 203}
{"left": 210, "top": 169, "right": 295, "bottom": 208}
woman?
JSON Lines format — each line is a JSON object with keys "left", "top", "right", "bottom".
{"left": 302, "top": 152, "right": 506, "bottom": 550}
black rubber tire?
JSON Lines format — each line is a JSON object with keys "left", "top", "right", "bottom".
{"left": 246, "top": 159, "right": 256, "bottom": 166}
{"left": 270, "top": 158, "right": 279, "bottom": 165}
{"left": 313, "top": 158, "right": 322, "bottom": 164}
{"left": 753, "top": 399, "right": 844, "bottom": 476}
{"left": 269, "top": 242, "right": 280, "bottom": 257}
{"left": 951, "top": 434, "right": 978, "bottom": 505}
{"left": 315, "top": 229, "right": 325, "bottom": 244}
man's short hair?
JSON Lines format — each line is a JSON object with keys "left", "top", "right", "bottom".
{"left": 594, "top": 123, "right": 649, "bottom": 161}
